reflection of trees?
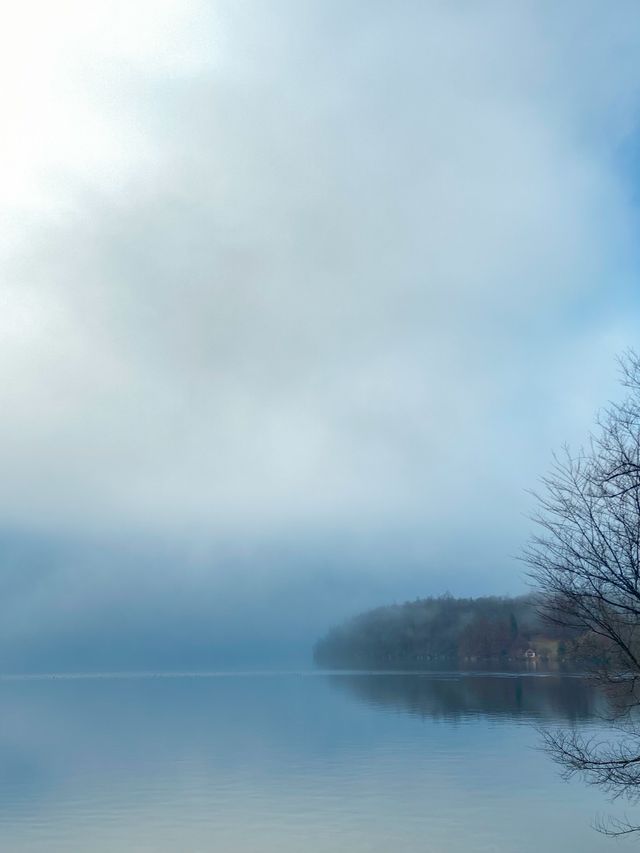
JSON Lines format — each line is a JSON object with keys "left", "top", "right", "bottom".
{"left": 328, "top": 673, "right": 606, "bottom": 723}
{"left": 541, "top": 721, "right": 640, "bottom": 836}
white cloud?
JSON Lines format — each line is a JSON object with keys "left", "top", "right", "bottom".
{"left": 1, "top": 0, "right": 639, "bottom": 570}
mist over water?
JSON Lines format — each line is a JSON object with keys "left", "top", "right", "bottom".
{"left": 0, "top": 531, "right": 499, "bottom": 673}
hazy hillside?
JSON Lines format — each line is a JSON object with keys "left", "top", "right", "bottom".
{"left": 313, "top": 594, "right": 582, "bottom": 668}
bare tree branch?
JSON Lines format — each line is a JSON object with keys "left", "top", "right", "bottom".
{"left": 525, "top": 352, "right": 640, "bottom": 835}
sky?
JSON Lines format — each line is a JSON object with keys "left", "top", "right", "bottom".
{"left": 2, "top": 0, "right": 640, "bottom": 669}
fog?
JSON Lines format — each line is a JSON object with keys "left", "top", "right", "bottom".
{"left": 2, "top": 1, "right": 640, "bottom": 669}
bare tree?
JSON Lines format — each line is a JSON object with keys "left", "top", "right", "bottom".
{"left": 524, "top": 351, "right": 640, "bottom": 834}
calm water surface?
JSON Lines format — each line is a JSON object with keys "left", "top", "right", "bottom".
{"left": 0, "top": 671, "right": 633, "bottom": 852}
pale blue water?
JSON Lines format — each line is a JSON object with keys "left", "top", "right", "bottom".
{"left": 0, "top": 671, "right": 632, "bottom": 852}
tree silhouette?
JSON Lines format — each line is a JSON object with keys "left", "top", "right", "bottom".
{"left": 525, "top": 351, "right": 640, "bottom": 835}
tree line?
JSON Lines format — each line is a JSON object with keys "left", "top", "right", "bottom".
{"left": 313, "top": 593, "right": 583, "bottom": 668}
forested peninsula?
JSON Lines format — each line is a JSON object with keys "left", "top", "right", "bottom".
{"left": 313, "top": 594, "right": 586, "bottom": 669}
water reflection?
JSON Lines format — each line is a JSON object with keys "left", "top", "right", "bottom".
{"left": 0, "top": 673, "right": 628, "bottom": 852}
{"left": 327, "top": 671, "right": 607, "bottom": 723}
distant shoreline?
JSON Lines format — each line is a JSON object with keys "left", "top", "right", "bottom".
{"left": 313, "top": 593, "right": 599, "bottom": 671}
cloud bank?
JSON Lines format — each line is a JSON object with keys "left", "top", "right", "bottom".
{"left": 2, "top": 1, "right": 640, "bottom": 666}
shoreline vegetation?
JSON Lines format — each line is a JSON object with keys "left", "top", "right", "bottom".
{"left": 313, "top": 594, "right": 594, "bottom": 670}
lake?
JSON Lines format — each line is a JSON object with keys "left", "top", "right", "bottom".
{"left": 0, "top": 670, "right": 634, "bottom": 852}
